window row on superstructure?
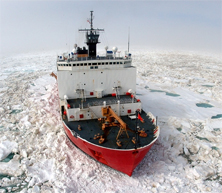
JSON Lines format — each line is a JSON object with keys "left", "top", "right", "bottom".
{"left": 57, "top": 60, "right": 131, "bottom": 67}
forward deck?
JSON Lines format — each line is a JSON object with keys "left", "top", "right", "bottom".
{"left": 63, "top": 109, "right": 156, "bottom": 150}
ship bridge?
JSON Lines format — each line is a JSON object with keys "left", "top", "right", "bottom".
{"left": 57, "top": 56, "right": 132, "bottom": 70}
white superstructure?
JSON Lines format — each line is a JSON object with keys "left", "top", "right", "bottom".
{"left": 56, "top": 11, "right": 141, "bottom": 122}
{"left": 57, "top": 56, "right": 134, "bottom": 99}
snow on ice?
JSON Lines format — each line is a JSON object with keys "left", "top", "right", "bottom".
{"left": 0, "top": 50, "right": 221, "bottom": 192}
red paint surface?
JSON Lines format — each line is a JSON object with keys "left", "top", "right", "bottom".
{"left": 63, "top": 122, "right": 155, "bottom": 176}
{"left": 126, "top": 92, "right": 131, "bottom": 96}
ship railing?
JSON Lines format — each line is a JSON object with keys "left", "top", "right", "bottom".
{"left": 76, "top": 56, "right": 126, "bottom": 61}
{"left": 57, "top": 56, "right": 131, "bottom": 62}
{"left": 84, "top": 98, "right": 137, "bottom": 108}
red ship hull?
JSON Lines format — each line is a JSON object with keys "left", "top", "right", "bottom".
{"left": 63, "top": 121, "right": 158, "bottom": 176}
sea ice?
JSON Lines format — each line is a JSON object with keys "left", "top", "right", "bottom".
{"left": 0, "top": 138, "right": 17, "bottom": 160}
{"left": 0, "top": 50, "right": 221, "bottom": 192}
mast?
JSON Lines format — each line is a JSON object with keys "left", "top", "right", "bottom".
{"left": 79, "top": 11, "right": 104, "bottom": 57}
{"left": 128, "top": 27, "right": 130, "bottom": 53}
{"left": 90, "top": 10, "right": 93, "bottom": 30}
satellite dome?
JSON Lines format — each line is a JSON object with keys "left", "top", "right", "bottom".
{"left": 112, "top": 47, "right": 118, "bottom": 53}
